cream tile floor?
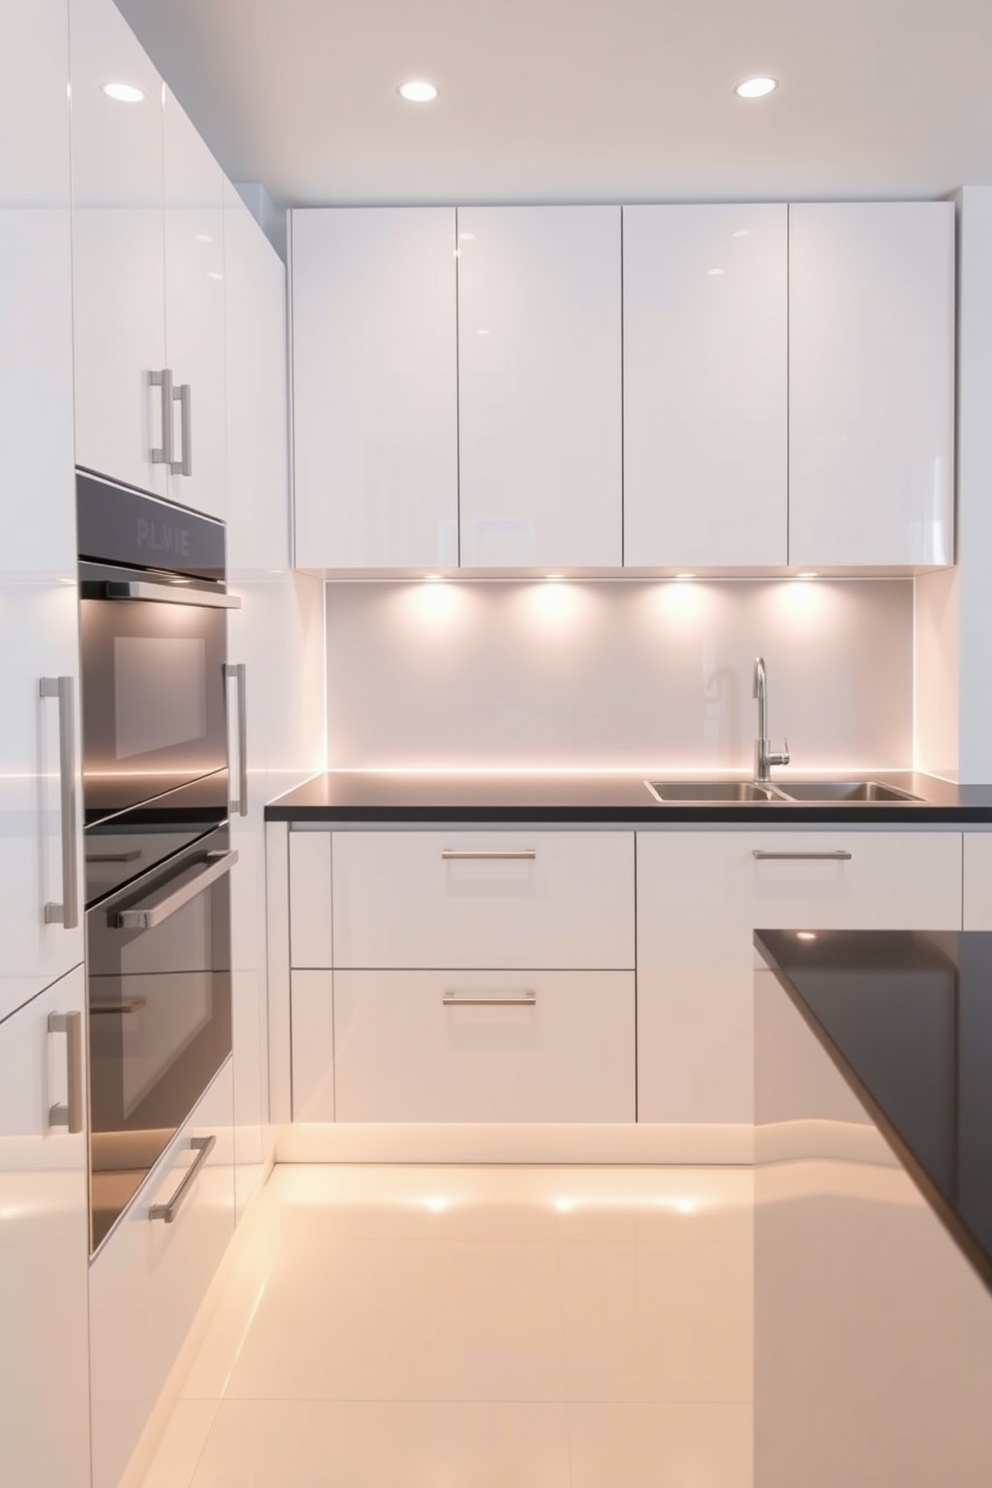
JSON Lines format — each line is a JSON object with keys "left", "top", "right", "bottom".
{"left": 140, "top": 1164, "right": 754, "bottom": 1488}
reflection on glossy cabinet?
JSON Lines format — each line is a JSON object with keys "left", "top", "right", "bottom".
{"left": 0, "top": 966, "right": 90, "bottom": 1488}
{"left": 70, "top": 0, "right": 167, "bottom": 493}
{"left": 623, "top": 204, "right": 788, "bottom": 568}
{"left": 458, "top": 206, "right": 622, "bottom": 569}
{"left": 1, "top": 0, "right": 84, "bottom": 1021}
{"left": 636, "top": 830, "right": 963, "bottom": 1126}
{"left": 163, "top": 88, "right": 226, "bottom": 518}
{"left": 291, "top": 206, "right": 458, "bottom": 570}
{"left": 789, "top": 202, "right": 955, "bottom": 568}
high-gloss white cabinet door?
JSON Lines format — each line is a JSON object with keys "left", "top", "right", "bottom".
{"left": 458, "top": 206, "right": 622, "bottom": 569}
{"left": 789, "top": 202, "right": 955, "bottom": 568}
{"left": 291, "top": 206, "right": 458, "bottom": 570}
{"left": 637, "top": 830, "right": 963, "bottom": 1126}
{"left": 69, "top": 0, "right": 167, "bottom": 493}
{"left": 623, "top": 204, "right": 788, "bottom": 568}
{"left": 963, "top": 833, "right": 992, "bottom": 930}
{"left": 224, "top": 181, "right": 290, "bottom": 1217}
{"left": 89, "top": 1059, "right": 235, "bottom": 1488}
{"left": 0, "top": 966, "right": 90, "bottom": 1488}
{"left": 1, "top": 0, "right": 84, "bottom": 1022}
{"left": 334, "top": 969, "right": 635, "bottom": 1123}
{"left": 163, "top": 87, "right": 226, "bottom": 517}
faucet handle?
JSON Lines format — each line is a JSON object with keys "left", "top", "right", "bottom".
{"left": 770, "top": 737, "right": 790, "bottom": 768}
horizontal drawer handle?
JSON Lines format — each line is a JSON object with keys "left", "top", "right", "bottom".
{"left": 441, "top": 849, "right": 536, "bottom": 861}
{"left": 112, "top": 850, "right": 238, "bottom": 931}
{"left": 443, "top": 991, "right": 537, "bottom": 1007}
{"left": 149, "top": 1134, "right": 216, "bottom": 1223}
{"left": 752, "top": 849, "right": 853, "bottom": 861}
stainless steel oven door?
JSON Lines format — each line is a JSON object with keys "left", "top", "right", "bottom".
{"left": 86, "top": 825, "right": 234, "bottom": 1253}
{"left": 79, "top": 565, "right": 232, "bottom": 823}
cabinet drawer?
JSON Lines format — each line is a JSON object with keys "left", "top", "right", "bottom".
{"left": 334, "top": 970, "right": 635, "bottom": 1123}
{"left": 331, "top": 831, "right": 634, "bottom": 969}
{"left": 89, "top": 1060, "right": 235, "bottom": 1488}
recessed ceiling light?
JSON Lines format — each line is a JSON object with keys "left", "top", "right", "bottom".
{"left": 423, "top": 573, "right": 443, "bottom": 582}
{"left": 101, "top": 81, "right": 145, "bottom": 103}
{"left": 545, "top": 573, "right": 565, "bottom": 582}
{"left": 398, "top": 79, "right": 439, "bottom": 103}
{"left": 735, "top": 76, "right": 778, "bottom": 99}
{"left": 796, "top": 931, "right": 817, "bottom": 941}
{"left": 796, "top": 571, "right": 819, "bottom": 579}
{"left": 675, "top": 572, "right": 696, "bottom": 580}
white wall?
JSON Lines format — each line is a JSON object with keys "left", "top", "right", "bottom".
{"left": 324, "top": 579, "right": 913, "bottom": 773}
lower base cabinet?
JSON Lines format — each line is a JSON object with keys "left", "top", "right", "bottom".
{"left": 0, "top": 966, "right": 90, "bottom": 1488}
{"left": 323, "top": 970, "right": 635, "bottom": 1123}
{"left": 89, "top": 1059, "right": 235, "bottom": 1488}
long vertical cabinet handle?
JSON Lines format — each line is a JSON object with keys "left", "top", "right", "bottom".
{"left": 48, "top": 1011, "right": 84, "bottom": 1133}
{"left": 224, "top": 663, "right": 248, "bottom": 816}
{"left": 149, "top": 368, "right": 175, "bottom": 465}
{"left": 39, "top": 676, "right": 79, "bottom": 929}
{"left": 172, "top": 382, "right": 192, "bottom": 476}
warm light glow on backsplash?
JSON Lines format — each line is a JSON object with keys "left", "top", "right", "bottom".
{"left": 324, "top": 579, "right": 915, "bottom": 772}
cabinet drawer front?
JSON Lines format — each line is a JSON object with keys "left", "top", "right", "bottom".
{"left": 331, "top": 831, "right": 634, "bottom": 969}
{"left": 89, "top": 1061, "right": 235, "bottom": 1488}
{"left": 334, "top": 970, "right": 634, "bottom": 1123}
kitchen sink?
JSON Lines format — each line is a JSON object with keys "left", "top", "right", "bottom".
{"left": 775, "top": 780, "right": 922, "bottom": 803}
{"left": 645, "top": 780, "right": 790, "bottom": 803}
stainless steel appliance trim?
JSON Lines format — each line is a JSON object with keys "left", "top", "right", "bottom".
{"left": 224, "top": 663, "right": 248, "bottom": 817}
{"left": 148, "top": 1134, "right": 216, "bottom": 1223}
{"left": 752, "top": 849, "right": 853, "bottom": 861}
{"left": 111, "top": 849, "right": 238, "bottom": 931}
{"left": 103, "top": 578, "right": 240, "bottom": 609}
{"left": 440, "top": 849, "right": 537, "bottom": 861}
{"left": 47, "top": 1010, "right": 84, "bottom": 1134}
{"left": 171, "top": 382, "right": 192, "bottom": 477}
{"left": 443, "top": 991, "right": 537, "bottom": 1006}
{"left": 40, "top": 675, "right": 79, "bottom": 929}
{"left": 90, "top": 999, "right": 147, "bottom": 1015}
{"left": 148, "top": 368, "right": 174, "bottom": 465}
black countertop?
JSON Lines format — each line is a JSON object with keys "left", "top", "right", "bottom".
{"left": 754, "top": 927, "right": 992, "bottom": 1294}
{"left": 265, "top": 770, "right": 992, "bottom": 824}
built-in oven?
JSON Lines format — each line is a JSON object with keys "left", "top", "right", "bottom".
{"left": 77, "top": 472, "right": 243, "bottom": 1253}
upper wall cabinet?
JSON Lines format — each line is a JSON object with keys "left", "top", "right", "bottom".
{"left": 457, "top": 206, "right": 622, "bottom": 569}
{"left": 788, "top": 202, "right": 955, "bottom": 569}
{"left": 70, "top": 0, "right": 226, "bottom": 517}
{"left": 291, "top": 207, "right": 458, "bottom": 571}
{"left": 623, "top": 204, "right": 788, "bottom": 569}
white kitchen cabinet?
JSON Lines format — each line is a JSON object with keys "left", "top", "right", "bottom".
{"left": 963, "top": 833, "right": 992, "bottom": 929}
{"left": 789, "top": 202, "right": 955, "bottom": 568}
{"left": 333, "top": 969, "right": 635, "bottom": 1123}
{"left": 623, "top": 204, "right": 788, "bottom": 569}
{"left": 1, "top": 0, "right": 84, "bottom": 1022}
{"left": 289, "top": 829, "right": 333, "bottom": 968}
{"left": 291, "top": 969, "right": 335, "bottom": 1121}
{"left": 330, "top": 830, "right": 635, "bottom": 970}
{"left": 0, "top": 966, "right": 90, "bottom": 1488}
{"left": 70, "top": 0, "right": 167, "bottom": 494}
{"left": 458, "top": 206, "right": 622, "bottom": 569}
{"left": 89, "top": 1058, "right": 235, "bottom": 1488}
{"left": 163, "top": 87, "right": 226, "bottom": 518}
{"left": 291, "top": 206, "right": 458, "bottom": 570}
{"left": 637, "top": 830, "right": 963, "bottom": 1126}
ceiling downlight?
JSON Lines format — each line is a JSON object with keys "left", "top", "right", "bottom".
{"left": 398, "top": 80, "right": 439, "bottom": 103}
{"left": 734, "top": 76, "right": 778, "bottom": 99}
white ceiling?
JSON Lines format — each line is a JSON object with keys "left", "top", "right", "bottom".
{"left": 114, "top": 0, "right": 992, "bottom": 207}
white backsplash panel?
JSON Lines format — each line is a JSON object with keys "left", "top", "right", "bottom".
{"left": 324, "top": 579, "right": 913, "bottom": 773}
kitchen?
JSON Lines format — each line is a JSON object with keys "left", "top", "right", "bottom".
{"left": 3, "top": 1, "right": 992, "bottom": 1484}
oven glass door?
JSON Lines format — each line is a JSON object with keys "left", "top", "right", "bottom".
{"left": 86, "top": 826, "right": 233, "bottom": 1253}
{"left": 79, "top": 569, "right": 229, "bottom": 823}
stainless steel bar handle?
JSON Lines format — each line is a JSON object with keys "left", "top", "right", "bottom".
{"left": 224, "top": 663, "right": 248, "bottom": 816}
{"left": 443, "top": 991, "right": 537, "bottom": 1007}
{"left": 752, "top": 850, "right": 853, "bottom": 861}
{"left": 104, "top": 580, "right": 241, "bottom": 610}
{"left": 39, "top": 676, "right": 79, "bottom": 929}
{"left": 149, "top": 1134, "right": 216, "bottom": 1223}
{"left": 172, "top": 382, "right": 192, "bottom": 476}
{"left": 112, "top": 849, "right": 238, "bottom": 931}
{"left": 149, "top": 368, "right": 174, "bottom": 465}
{"left": 441, "top": 849, "right": 537, "bottom": 861}
{"left": 48, "top": 1011, "right": 84, "bottom": 1134}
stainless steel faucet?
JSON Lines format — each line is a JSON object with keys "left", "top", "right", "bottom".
{"left": 753, "top": 656, "right": 790, "bottom": 782}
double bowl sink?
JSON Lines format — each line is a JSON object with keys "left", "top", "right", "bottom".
{"left": 645, "top": 778, "right": 922, "bottom": 804}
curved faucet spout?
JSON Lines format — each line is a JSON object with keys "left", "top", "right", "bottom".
{"left": 753, "top": 655, "right": 789, "bottom": 781}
